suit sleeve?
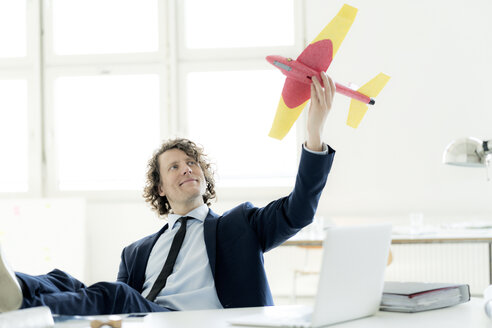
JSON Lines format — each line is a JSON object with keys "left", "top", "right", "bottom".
{"left": 246, "top": 145, "right": 335, "bottom": 252}
{"left": 117, "top": 247, "right": 130, "bottom": 283}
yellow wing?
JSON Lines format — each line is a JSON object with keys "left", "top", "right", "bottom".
{"left": 268, "top": 97, "right": 309, "bottom": 140}
{"left": 347, "top": 73, "right": 391, "bottom": 128}
{"left": 310, "top": 4, "right": 357, "bottom": 57}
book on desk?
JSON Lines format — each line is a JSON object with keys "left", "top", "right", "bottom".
{"left": 380, "top": 281, "right": 470, "bottom": 313}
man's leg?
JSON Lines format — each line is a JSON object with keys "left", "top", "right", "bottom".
{"left": 0, "top": 246, "right": 22, "bottom": 312}
{"left": 20, "top": 278, "right": 169, "bottom": 315}
{"left": 16, "top": 269, "right": 86, "bottom": 298}
{"left": 2, "top": 249, "right": 168, "bottom": 315}
{"left": 17, "top": 269, "right": 169, "bottom": 315}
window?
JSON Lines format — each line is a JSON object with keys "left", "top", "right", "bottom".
{"left": 185, "top": 69, "right": 297, "bottom": 186}
{"left": 0, "top": 0, "right": 41, "bottom": 197}
{"left": 0, "top": 1, "right": 26, "bottom": 58}
{"left": 0, "top": 0, "right": 305, "bottom": 198}
{"left": 184, "top": 0, "right": 295, "bottom": 49}
{"left": 179, "top": 0, "right": 303, "bottom": 188}
{"left": 52, "top": 73, "right": 160, "bottom": 190}
{"left": 0, "top": 79, "right": 28, "bottom": 192}
{"left": 51, "top": 0, "right": 158, "bottom": 55}
{"left": 43, "top": 0, "right": 165, "bottom": 196}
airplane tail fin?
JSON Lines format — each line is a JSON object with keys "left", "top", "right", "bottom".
{"left": 346, "top": 100, "right": 369, "bottom": 128}
{"left": 346, "top": 73, "right": 390, "bottom": 128}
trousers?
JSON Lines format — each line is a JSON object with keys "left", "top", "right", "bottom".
{"left": 16, "top": 269, "right": 170, "bottom": 315}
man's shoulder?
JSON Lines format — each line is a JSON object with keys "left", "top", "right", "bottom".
{"left": 218, "top": 202, "right": 255, "bottom": 219}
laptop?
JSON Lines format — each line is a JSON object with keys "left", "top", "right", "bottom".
{"left": 229, "top": 224, "right": 392, "bottom": 328}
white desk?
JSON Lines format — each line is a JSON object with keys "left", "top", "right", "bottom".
{"left": 139, "top": 298, "right": 491, "bottom": 328}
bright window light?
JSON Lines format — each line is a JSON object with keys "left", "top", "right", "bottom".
{"left": 186, "top": 70, "right": 298, "bottom": 187}
{"left": 52, "top": 0, "right": 158, "bottom": 55}
{"left": 0, "top": 0, "right": 26, "bottom": 58}
{"left": 0, "top": 80, "right": 28, "bottom": 192}
{"left": 53, "top": 74, "right": 160, "bottom": 190}
{"left": 184, "top": 0, "right": 295, "bottom": 49}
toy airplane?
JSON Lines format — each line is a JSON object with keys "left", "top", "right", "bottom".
{"left": 267, "top": 4, "right": 390, "bottom": 140}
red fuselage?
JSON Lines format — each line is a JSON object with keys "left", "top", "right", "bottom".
{"left": 266, "top": 55, "right": 320, "bottom": 85}
{"left": 266, "top": 55, "right": 373, "bottom": 105}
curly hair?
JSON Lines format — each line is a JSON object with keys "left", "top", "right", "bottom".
{"left": 143, "top": 138, "right": 216, "bottom": 217}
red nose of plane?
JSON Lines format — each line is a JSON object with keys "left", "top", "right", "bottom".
{"left": 265, "top": 55, "right": 277, "bottom": 66}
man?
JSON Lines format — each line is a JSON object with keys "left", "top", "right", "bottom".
{"left": 0, "top": 73, "right": 336, "bottom": 315}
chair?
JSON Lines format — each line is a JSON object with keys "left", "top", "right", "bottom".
{"left": 291, "top": 245, "right": 323, "bottom": 303}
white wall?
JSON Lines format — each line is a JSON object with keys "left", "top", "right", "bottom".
{"left": 307, "top": 0, "right": 492, "bottom": 216}
{"left": 0, "top": 199, "right": 85, "bottom": 280}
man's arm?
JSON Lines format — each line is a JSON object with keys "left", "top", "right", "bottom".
{"left": 306, "top": 72, "right": 335, "bottom": 151}
{"left": 117, "top": 247, "right": 129, "bottom": 283}
{"left": 244, "top": 145, "right": 334, "bottom": 252}
{"left": 244, "top": 73, "right": 336, "bottom": 251}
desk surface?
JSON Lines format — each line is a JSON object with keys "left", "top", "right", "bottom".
{"left": 283, "top": 228, "right": 492, "bottom": 246}
{"left": 139, "top": 298, "right": 490, "bottom": 328}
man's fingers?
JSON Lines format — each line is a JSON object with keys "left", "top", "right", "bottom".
{"left": 328, "top": 74, "right": 336, "bottom": 101}
{"left": 310, "top": 82, "right": 317, "bottom": 103}
{"left": 321, "top": 72, "right": 335, "bottom": 106}
{"left": 312, "top": 76, "right": 325, "bottom": 107}
{"left": 320, "top": 73, "right": 331, "bottom": 105}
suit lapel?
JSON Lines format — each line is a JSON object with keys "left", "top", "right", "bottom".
{"left": 204, "top": 209, "right": 219, "bottom": 277}
{"left": 132, "top": 223, "right": 169, "bottom": 291}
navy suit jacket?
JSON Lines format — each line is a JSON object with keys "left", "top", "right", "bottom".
{"left": 117, "top": 146, "right": 335, "bottom": 308}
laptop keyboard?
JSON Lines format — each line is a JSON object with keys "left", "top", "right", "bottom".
{"left": 275, "top": 312, "right": 312, "bottom": 328}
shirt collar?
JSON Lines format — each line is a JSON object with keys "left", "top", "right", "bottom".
{"left": 167, "top": 204, "right": 209, "bottom": 230}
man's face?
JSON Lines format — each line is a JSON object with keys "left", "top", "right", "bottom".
{"left": 157, "top": 148, "right": 206, "bottom": 209}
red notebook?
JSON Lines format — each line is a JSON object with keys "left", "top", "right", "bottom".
{"left": 380, "top": 282, "right": 470, "bottom": 312}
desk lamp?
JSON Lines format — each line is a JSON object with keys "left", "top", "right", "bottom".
{"left": 443, "top": 137, "right": 491, "bottom": 179}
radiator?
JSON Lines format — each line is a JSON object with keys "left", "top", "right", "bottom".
{"left": 385, "top": 243, "right": 490, "bottom": 296}
{"left": 266, "top": 242, "right": 490, "bottom": 300}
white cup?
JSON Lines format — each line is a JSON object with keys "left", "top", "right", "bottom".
{"left": 409, "top": 212, "right": 424, "bottom": 234}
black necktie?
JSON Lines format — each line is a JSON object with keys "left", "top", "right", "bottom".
{"left": 146, "top": 216, "right": 191, "bottom": 302}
